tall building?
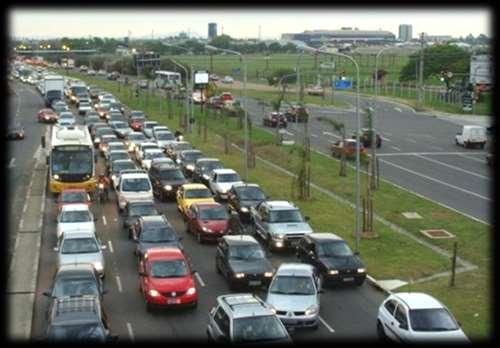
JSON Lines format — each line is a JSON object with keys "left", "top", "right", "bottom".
{"left": 398, "top": 24, "right": 413, "bottom": 42}
{"left": 208, "top": 23, "right": 217, "bottom": 40}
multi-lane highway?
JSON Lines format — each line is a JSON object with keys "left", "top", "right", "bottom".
{"left": 9, "top": 80, "right": 387, "bottom": 342}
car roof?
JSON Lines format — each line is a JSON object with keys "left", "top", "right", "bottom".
{"left": 218, "top": 294, "right": 273, "bottom": 319}
{"left": 232, "top": 182, "right": 260, "bottom": 189}
{"left": 195, "top": 158, "right": 220, "bottom": 163}
{"left": 61, "top": 231, "right": 96, "bottom": 239}
{"left": 121, "top": 172, "right": 149, "bottom": 179}
{"left": 223, "top": 235, "right": 259, "bottom": 245}
{"left": 60, "top": 203, "right": 90, "bottom": 211}
{"left": 212, "top": 168, "right": 237, "bottom": 175}
{"left": 144, "top": 246, "right": 184, "bottom": 261}
{"left": 183, "top": 183, "right": 209, "bottom": 190}
{"left": 144, "top": 148, "right": 163, "bottom": 153}
{"left": 307, "top": 233, "right": 343, "bottom": 242}
{"left": 57, "top": 263, "right": 96, "bottom": 273}
{"left": 140, "top": 215, "right": 168, "bottom": 224}
{"left": 393, "top": 292, "right": 444, "bottom": 310}
{"left": 264, "top": 200, "right": 296, "bottom": 210}
{"left": 276, "top": 263, "right": 314, "bottom": 276}
{"left": 181, "top": 149, "right": 202, "bottom": 154}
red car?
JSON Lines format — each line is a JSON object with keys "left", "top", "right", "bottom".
{"left": 185, "top": 202, "right": 229, "bottom": 243}
{"left": 263, "top": 112, "right": 287, "bottom": 128}
{"left": 129, "top": 116, "right": 145, "bottom": 131}
{"left": 138, "top": 247, "right": 198, "bottom": 311}
{"left": 56, "top": 189, "right": 92, "bottom": 213}
{"left": 37, "top": 108, "right": 58, "bottom": 123}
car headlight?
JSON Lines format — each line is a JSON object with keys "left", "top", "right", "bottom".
{"left": 164, "top": 185, "right": 172, "bottom": 191}
{"left": 176, "top": 159, "right": 181, "bottom": 164}
{"left": 219, "top": 188, "right": 227, "bottom": 194}
{"left": 148, "top": 289, "right": 160, "bottom": 297}
{"left": 111, "top": 175, "right": 117, "bottom": 182}
{"left": 264, "top": 272, "right": 273, "bottom": 277}
{"left": 305, "top": 306, "right": 318, "bottom": 316}
{"left": 186, "top": 164, "right": 194, "bottom": 171}
{"left": 202, "top": 174, "right": 209, "bottom": 180}
{"left": 202, "top": 226, "right": 213, "bottom": 233}
{"left": 186, "top": 287, "right": 196, "bottom": 295}
{"left": 53, "top": 174, "right": 60, "bottom": 180}
{"left": 93, "top": 261, "right": 103, "bottom": 271}
{"left": 95, "top": 137, "right": 100, "bottom": 143}
{"left": 235, "top": 273, "right": 245, "bottom": 279}
{"left": 98, "top": 183, "right": 104, "bottom": 189}
{"left": 357, "top": 268, "right": 366, "bottom": 273}
{"left": 240, "top": 207, "right": 249, "bottom": 213}
{"left": 128, "top": 145, "right": 135, "bottom": 151}
{"left": 329, "top": 269, "right": 339, "bottom": 275}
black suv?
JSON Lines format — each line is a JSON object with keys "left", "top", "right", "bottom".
{"left": 192, "top": 158, "right": 224, "bottom": 187}
{"left": 227, "top": 183, "right": 267, "bottom": 223}
{"left": 351, "top": 128, "right": 382, "bottom": 148}
{"left": 46, "top": 295, "right": 117, "bottom": 342}
{"left": 215, "top": 235, "right": 274, "bottom": 290}
{"left": 122, "top": 200, "right": 160, "bottom": 233}
{"left": 130, "top": 215, "right": 183, "bottom": 258}
{"left": 149, "top": 163, "right": 188, "bottom": 201}
{"left": 295, "top": 233, "right": 366, "bottom": 286}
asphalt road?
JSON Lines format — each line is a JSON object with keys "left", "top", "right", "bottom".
{"left": 15, "top": 81, "right": 387, "bottom": 342}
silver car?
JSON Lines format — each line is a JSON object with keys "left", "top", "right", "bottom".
{"left": 265, "top": 263, "right": 323, "bottom": 329}
{"left": 54, "top": 231, "right": 107, "bottom": 278}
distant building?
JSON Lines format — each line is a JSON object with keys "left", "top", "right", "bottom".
{"left": 115, "top": 45, "right": 131, "bottom": 56}
{"left": 281, "top": 28, "right": 395, "bottom": 46}
{"left": 208, "top": 23, "right": 217, "bottom": 40}
{"left": 398, "top": 24, "right": 413, "bottom": 42}
{"left": 423, "top": 34, "right": 453, "bottom": 43}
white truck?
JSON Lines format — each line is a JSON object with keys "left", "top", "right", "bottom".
{"left": 43, "top": 75, "right": 65, "bottom": 107}
{"left": 455, "top": 125, "right": 487, "bottom": 149}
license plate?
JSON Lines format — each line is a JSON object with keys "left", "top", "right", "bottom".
{"left": 249, "top": 280, "right": 261, "bottom": 286}
{"left": 343, "top": 277, "right": 354, "bottom": 282}
{"left": 167, "top": 298, "right": 181, "bottom": 304}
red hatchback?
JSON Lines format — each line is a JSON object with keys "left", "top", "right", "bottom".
{"left": 37, "top": 108, "right": 58, "bottom": 123}
{"left": 56, "top": 189, "right": 92, "bottom": 213}
{"left": 138, "top": 247, "right": 198, "bottom": 311}
{"left": 185, "top": 202, "right": 229, "bottom": 244}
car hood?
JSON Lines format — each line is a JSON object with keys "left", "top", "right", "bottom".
{"left": 229, "top": 258, "right": 273, "bottom": 274}
{"left": 57, "top": 222, "right": 95, "bottom": 236}
{"left": 199, "top": 220, "right": 228, "bottom": 232}
{"left": 160, "top": 179, "right": 187, "bottom": 187}
{"left": 239, "top": 199, "right": 265, "bottom": 208}
{"left": 268, "top": 222, "right": 313, "bottom": 235}
{"left": 157, "top": 140, "right": 176, "bottom": 148}
{"left": 138, "top": 241, "right": 182, "bottom": 254}
{"left": 148, "top": 275, "right": 194, "bottom": 293}
{"left": 266, "top": 293, "right": 317, "bottom": 312}
{"left": 213, "top": 181, "right": 244, "bottom": 192}
{"left": 184, "top": 198, "right": 215, "bottom": 208}
{"left": 58, "top": 252, "right": 103, "bottom": 267}
{"left": 410, "top": 330, "right": 469, "bottom": 342}
{"left": 318, "top": 256, "right": 363, "bottom": 271}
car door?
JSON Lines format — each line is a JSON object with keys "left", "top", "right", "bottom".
{"left": 393, "top": 303, "right": 411, "bottom": 342}
{"left": 209, "top": 173, "right": 217, "bottom": 193}
{"left": 254, "top": 205, "right": 269, "bottom": 239}
{"left": 210, "top": 306, "right": 230, "bottom": 342}
{"left": 149, "top": 167, "right": 159, "bottom": 195}
{"left": 380, "top": 299, "right": 399, "bottom": 341}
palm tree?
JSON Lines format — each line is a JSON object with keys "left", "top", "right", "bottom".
{"left": 317, "top": 116, "right": 347, "bottom": 176}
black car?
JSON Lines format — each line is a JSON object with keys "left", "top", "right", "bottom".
{"left": 177, "top": 150, "right": 204, "bottom": 177}
{"left": 227, "top": 183, "right": 267, "bottom": 223}
{"left": 192, "top": 158, "right": 224, "bottom": 186}
{"left": 130, "top": 215, "right": 183, "bottom": 258}
{"left": 295, "top": 233, "right": 366, "bottom": 286}
{"left": 149, "top": 163, "right": 188, "bottom": 201}
{"left": 46, "top": 295, "right": 117, "bottom": 342}
{"left": 215, "top": 235, "right": 274, "bottom": 290}
{"left": 6, "top": 122, "right": 25, "bottom": 140}
{"left": 122, "top": 200, "right": 160, "bottom": 232}
{"left": 352, "top": 128, "right": 382, "bottom": 148}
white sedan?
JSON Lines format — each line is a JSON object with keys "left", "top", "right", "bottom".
{"left": 208, "top": 168, "right": 244, "bottom": 201}
{"left": 56, "top": 204, "right": 96, "bottom": 238}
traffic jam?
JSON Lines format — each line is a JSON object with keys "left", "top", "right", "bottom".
{"left": 8, "top": 61, "right": 470, "bottom": 343}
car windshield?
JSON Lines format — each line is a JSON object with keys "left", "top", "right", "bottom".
{"left": 233, "top": 316, "right": 288, "bottom": 343}
{"left": 217, "top": 173, "right": 241, "bottom": 183}
{"left": 61, "top": 192, "right": 87, "bottom": 203}
{"left": 110, "top": 153, "right": 130, "bottom": 162}
{"left": 236, "top": 187, "right": 266, "bottom": 201}
{"left": 131, "top": 112, "right": 144, "bottom": 117}
{"left": 409, "top": 308, "right": 459, "bottom": 332}
{"left": 140, "top": 225, "right": 177, "bottom": 243}
{"left": 201, "top": 162, "right": 223, "bottom": 173}
{"left": 128, "top": 205, "right": 157, "bottom": 217}
{"left": 80, "top": 102, "right": 90, "bottom": 107}
{"left": 269, "top": 276, "right": 315, "bottom": 295}
{"left": 60, "top": 210, "right": 91, "bottom": 223}
{"left": 113, "top": 122, "right": 128, "bottom": 129}
{"left": 145, "top": 123, "right": 158, "bottom": 129}
{"left": 131, "top": 116, "right": 145, "bottom": 122}
{"left": 112, "top": 162, "right": 135, "bottom": 174}
{"left": 156, "top": 133, "right": 174, "bottom": 140}
{"left": 108, "top": 144, "right": 124, "bottom": 151}
{"left": 174, "top": 143, "right": 192, "bottom": 152}
{"left": 268, "top": 209, "right": 303, "bottom": 223}
{"left": 150, "top": 260, "right": 188, "bottom": 278}
{"left": 47, "top": 323, "right": 106, "bottom": 341}
{"left": 129, "top": 133, "right": 146, "bottom": 141}
{"left": 122, "top": 178, "right": 151, "bottom": 192}
{"left": 229, "top": 245, "right": 265, "bottom": 260}
{"left": 61, "top": 238, "right": 99, "bottom": 254}
{"left": 183, "top": 152, "right": 203, "bottom": 162}
{"left": 145, "top": 152, "right": 164, "bottom": 159}
{"left": 199, "top": 206, "right": 228, "bottom": 220}
{"left": 160, "top": 169, "right": 184, "bottom": 180}
{"left": 317, "top": 242, "right": 353, "bottom": 257}
{"left": 53, "top": 277, "right": 99, "bottom": 297}
{"left": 97, "top": 129, "right": 114, "bottom": 137}
{"left": 185, "top": 189, "right": 212, "bottom": 199}
{"left": 51, "top": 148, "right": 92, "bottom": 175}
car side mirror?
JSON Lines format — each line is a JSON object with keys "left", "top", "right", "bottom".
{"left": 308, "top": 250, "right": 315, "bottom": 257}
{"left": 53, "top": 247, "right": 59, "bottom": 252}
{"left": 304, "top": 216, "right": 310, "bottom": 222}
{"left": 94, "top": 216, "right": 98, "bottom": 222}
{"left": 457, "top": 321, "right": 462, "bottom": 327}
{"left": 399, "top": 322, "right": 408, "bottom": 330}
{"left": 191, "top": 269, "right": 196, "bottom": 274}
{"left": 178, "top": 236, "right": 183, "bottom": 241}
{"left": 42, "top": 290, "right": 51, "bottom": 297}
{"left": 138, "top": 271, "right": 147, "bottom": 277}
{"left": 318, "top": 288, "right": 325, "bottom": 294}
{"left": 101, "top": 245, "right": 107, "bottom": 250}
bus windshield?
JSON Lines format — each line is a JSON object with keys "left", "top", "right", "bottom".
{"left": 52, "top": 146, "right": 93, "bottom": 175}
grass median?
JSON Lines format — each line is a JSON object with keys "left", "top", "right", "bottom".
{"left": 61, "top": 70, "right": 491, "bottom": 339}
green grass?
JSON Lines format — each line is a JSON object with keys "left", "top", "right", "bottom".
{"left": 59, "top": 69, "right": 491, "bottom": 339}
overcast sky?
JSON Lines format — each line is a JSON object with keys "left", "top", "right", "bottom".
{"left": 9, "top": 7, "right": 491, "bottom": 40}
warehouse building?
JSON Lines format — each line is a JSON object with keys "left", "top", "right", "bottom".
{"left": 281, "top": 28, "right": 396, "bottom": 46}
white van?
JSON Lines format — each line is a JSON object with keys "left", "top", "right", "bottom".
{"left": 455, "top": 125, "right": 487, "bottom": 149}
{"left": 117, "top": 172, "right": 153, "bottom": 211}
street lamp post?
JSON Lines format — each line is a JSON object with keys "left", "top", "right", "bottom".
{"left": 205, "top": 45, "right": 249, "bottom": 181}
{"left": 168, "top": 58, "right": 190, "bottom": 130}
{"left": 302, "top": 44, "right": 362, "bottom": 252}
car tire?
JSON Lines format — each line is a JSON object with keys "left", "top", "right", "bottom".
{"left": 312, "top": 322, "right": 319, "bottom": 330}
{"left": 355, "top": 279, "right": 364, "bottom": 287}
{"left": 377, "top": 320, "right": 387, "bottom": 341}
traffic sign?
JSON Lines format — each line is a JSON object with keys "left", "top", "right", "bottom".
{"left": 334, "top": 80, "right": 352, "bottom": 90}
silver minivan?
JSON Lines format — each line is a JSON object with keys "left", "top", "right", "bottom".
{"left": 265, "top": 263, "right": 323, "bottom": 330}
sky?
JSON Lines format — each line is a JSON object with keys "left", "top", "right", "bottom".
{"left": 9, "top": 7, "right": 491, "bottom": 40}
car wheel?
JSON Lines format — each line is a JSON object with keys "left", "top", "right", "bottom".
{"left": 191, "top": 300, "right": 198, "bottom": 309}
{"left": 355, "top": 279, "right": 364, "bottom": 287}
{"left": 377, "top": 320, "right": 387, "bottom": 341}
{"left": 312, "top": 322, "right": 319, "bottom": 330}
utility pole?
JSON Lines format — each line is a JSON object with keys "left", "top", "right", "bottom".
{"left": 418, "top": 32, "right": 425, "bottom": 108}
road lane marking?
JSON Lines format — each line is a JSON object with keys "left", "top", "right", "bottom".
{"left": 379, "top": 158, "right": 491, "bottom": 201}
{"left": 102, "top": 215, "right": 107, "bottom": 225}
{"left": 194, "top": 272, "right": 206, "bottom": 287}
{"left": 319, "top": 316, "right": 335, "bottom": 333}
{"left": 323, "top": 131, "right": 341, "bottom": 139}
{"left": 414, "top": 154, "right": 490, "bottom": 180}
{"left": 8, "top": 158, "right": 16, "bottom": 169}
{"left": 377, "top": 151, "right": 486, "bottom": 157}
{"left": 108, "top": 241, "right": 114, "bottom": 253}
{"left": 115, "top": 275, "right": 123, "bottom": 292}
{"left": 394, "top": 107, "right": 402, "bottom": 112}
{"left": 126, "top": 322, "right": 135, "bottom": 341}
{"left": 458, "top": 154, "right": 487, "bottom": 164}
{"left": 407, "top": 138, "right": 417, "bottom": 143}
{"left": 381, "top": 136, "right": 391, "bottom": 142}
{"left": 390, "top": 146, "right": 401, "bottom": 151}
{"left": 429, "top": 145, "right": 444, "bottom": 151}
{"left": 311, "top": 133, "right": 318, "bottom": 138}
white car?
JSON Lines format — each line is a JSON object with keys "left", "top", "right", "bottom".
{"left": 87, "top": 69, "right": 96, "bottom": 76}
{"left": 56, "top": 204, "right": 96, "bottom": 238}
{"left": 57, "top": 112, "right": 76, "bottom": 127}
{"left": 78, "top": 101, "right": 92, "bottom": 116}
{"left": 141, "top": 148, "right": 167, "bottom": 171}
{"left": 154, "top": 130, "right": 176, "bottom": 149}
{"left": 377, "top": 292, "right": 469, "bottom": 343}
{"left": 135, "top": 142, "right": 160, "bottom": 163}
{"left": 455, "top": 125, "right": 487, "bottom": 149}
{"left": 208, "top": 168, "right": 244, "bottom": 201}
{"left": 97, "top": 69, "right": 107, "bottom": 76}
{"left": 116, "top": 172, "right": 153, "bottom": 210}
{"left": 221, "top": 75, "right": 234, "bottom": 84}
{"left": 143, "top": 121, "right": 159, "bottom": 139}
{"left": 152, "top": 125, "right": 170, "bottom": 140}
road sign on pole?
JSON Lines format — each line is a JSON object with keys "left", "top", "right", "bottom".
{"left": 334, "top": 80, "right": 352, "bottom": 90}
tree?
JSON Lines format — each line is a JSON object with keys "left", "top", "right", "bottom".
{"left": 210, "top": 34, "right": 232, "bottom": 49}
{"left": 399, "top": 44, "right": 470, "bottom": 82}
{"left": 267, "top": 68, "right": 297, "bottom": 87}
{"left": 317, "top": 117, "right": 347, "bottom": 176}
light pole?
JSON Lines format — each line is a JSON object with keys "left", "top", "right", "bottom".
{"left": 302, "top": 44, "right": 362, "bottom": 253}
{"left": 168, "top": 57, "right": 190, "bottom": 130}
{"left": 205, "top": 45, "right": 249, "bottom": 181}
{"left": 296, "top": 51, "right": 305, "bottom": 103}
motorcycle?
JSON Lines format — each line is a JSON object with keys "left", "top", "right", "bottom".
{"left": 97, "top": 182, "right": 108, "bottom": 203}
